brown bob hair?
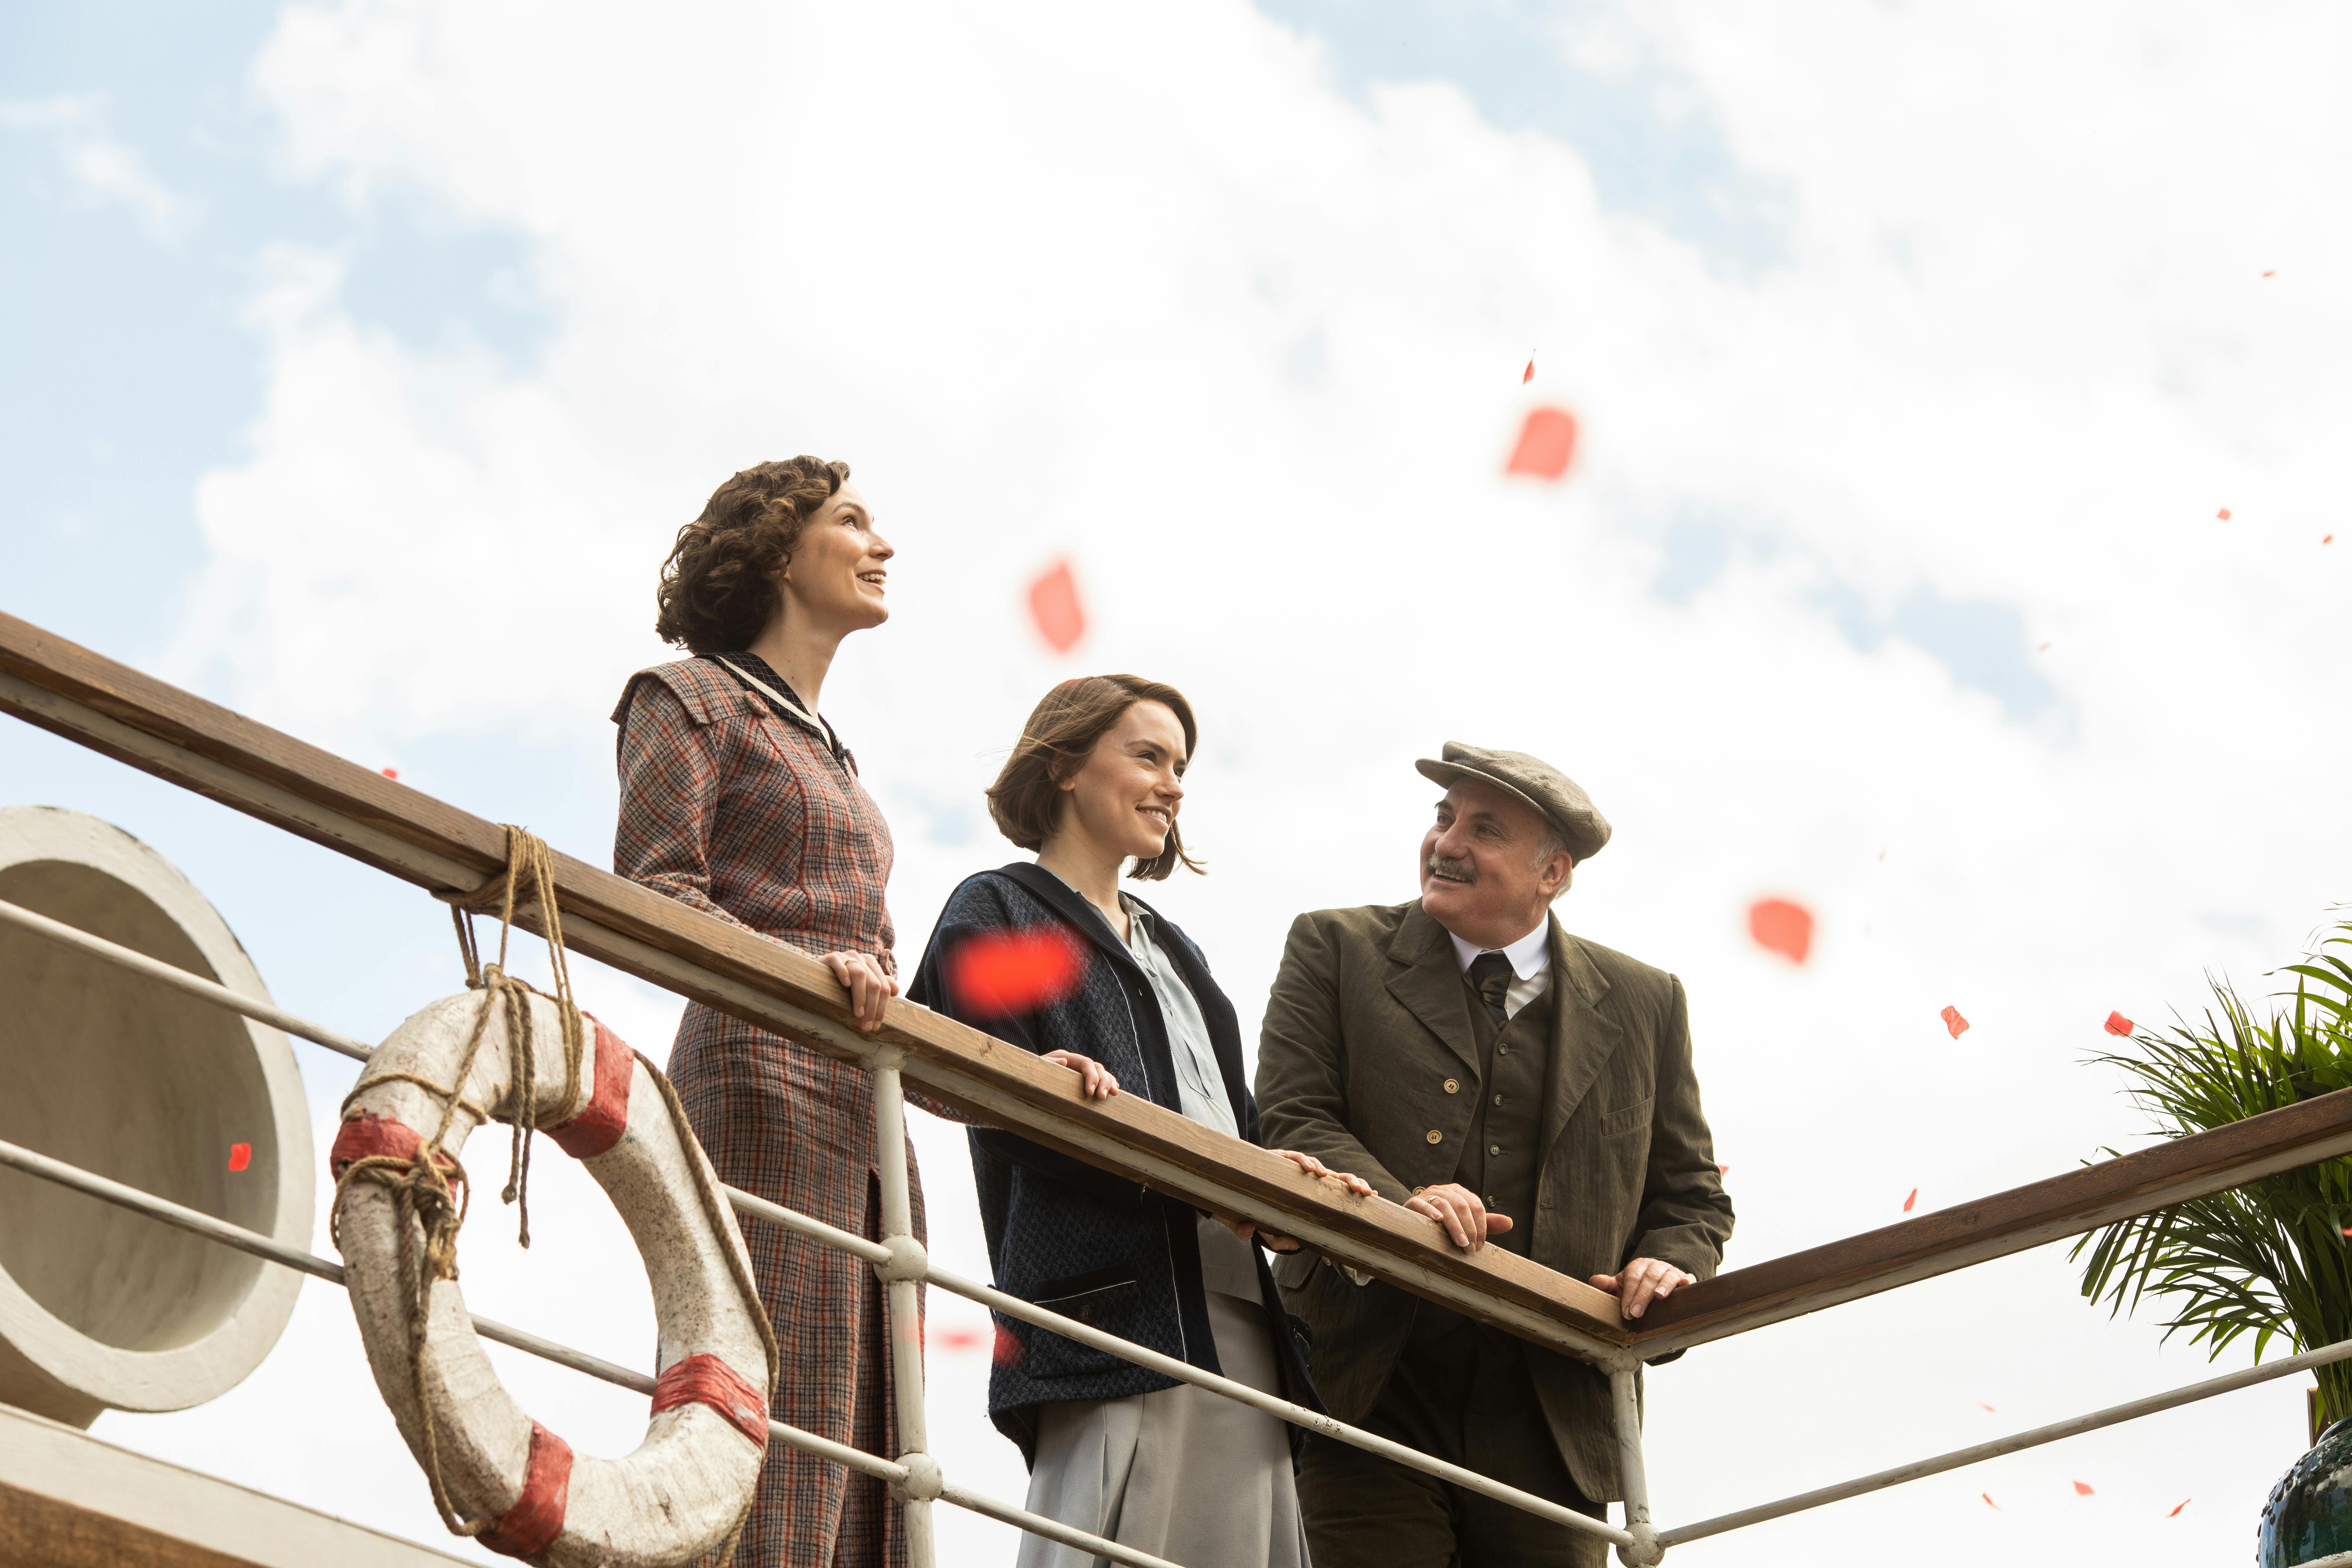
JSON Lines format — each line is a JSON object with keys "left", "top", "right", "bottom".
{"left": 986, "top": 675, "right": 1204, "bottom": 881}
{"left": 654, "top": 457, "right": 850, "bottom": 653}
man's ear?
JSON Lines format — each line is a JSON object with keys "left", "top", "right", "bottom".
{"left": 1539, "top": 852, "right": 1575, "bottom": 899}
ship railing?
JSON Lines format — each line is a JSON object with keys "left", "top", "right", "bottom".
{"left": 7, "top": 607, "right": 2352, "bottom": 1566}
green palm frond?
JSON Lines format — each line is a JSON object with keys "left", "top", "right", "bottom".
{"left": 2073, "top": 917, "right": 2352, "bottom": 1426}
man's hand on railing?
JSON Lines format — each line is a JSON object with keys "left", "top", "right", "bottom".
{"left": 1402, "top": 1183, "right": 1515, "bottom": 1252}
{"left": 1214, "top": 1150, "right": 1374, "bottom": 1253}
{"left": 1590, "top": 1258, "right": 1697, "bottom": 1320}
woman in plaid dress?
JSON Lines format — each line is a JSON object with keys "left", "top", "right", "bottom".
{"left": 612, "top": 457, "right": 915, "bottom": 1568}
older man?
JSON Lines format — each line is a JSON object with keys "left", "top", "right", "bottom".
{"left": 1255, "top": 742, "right": 1734, "bottom": 1567}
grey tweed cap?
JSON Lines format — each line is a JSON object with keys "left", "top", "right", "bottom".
{"left": 1415, "top": 741, "right": 1612, "bottom": 863}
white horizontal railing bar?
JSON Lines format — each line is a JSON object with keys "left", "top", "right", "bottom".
{"left": 922, "top": 1257, "right": 1635, "bottom": 1549}
{"left": 0, "top": 895, "right": 374, "bottom": 1061}
{"left": 0, "top": 1134, "right": 348, "bottom": 1286}
{"left": 1656, "top": 1334, "right": 2352, "bottom": 1547}
{"left": 932, "top": 1482, "right": 1175, "bottom": 1568}
{"left": 0, "top": 1135, "right": 1182, "bottom": 1568}
{"left": 723, "top": 1181, "right": 894, "bottom": 1267}
{"left": 4, "top": 902, "right": 1629, "bottom": 1549}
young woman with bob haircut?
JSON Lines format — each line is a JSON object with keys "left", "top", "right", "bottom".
{"left": 612, "top": 456, "right": 933, "bottom": 1568}
{"left": 909, "top": 674, "right": 1371, "bottom": 1568}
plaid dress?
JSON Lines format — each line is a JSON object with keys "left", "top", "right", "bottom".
{"left": 613, "top": 655, "right": 922, "bottom": 1568}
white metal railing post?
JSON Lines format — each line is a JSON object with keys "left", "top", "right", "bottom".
{"left": 871, "top": 1060, "right": 937, "bottom": 1567}
{"left": 1608, "top": 1359, "right": 1662, "bottom": 1567}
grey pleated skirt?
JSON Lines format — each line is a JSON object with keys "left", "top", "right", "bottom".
{"left": 1016, "top": 1285, "right": 1308, "bottom": 1568}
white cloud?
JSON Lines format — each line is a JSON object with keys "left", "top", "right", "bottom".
{"left": 96, "top": 1, "right": 2352, "bottom": 1562}
{"left": 0, "top": 92, "right": 196, "bottom": 244}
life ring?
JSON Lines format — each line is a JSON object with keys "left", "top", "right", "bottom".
{"left": 331, "top": 986, "right": 775, "bottom": 1566}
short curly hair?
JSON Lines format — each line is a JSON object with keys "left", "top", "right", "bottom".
{"left": 654, "top": 457, "right": 850, "bottom": 653}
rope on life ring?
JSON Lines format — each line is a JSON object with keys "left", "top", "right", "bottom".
{"left": 331, "top": 827, "right": 778, "bottom": 1567}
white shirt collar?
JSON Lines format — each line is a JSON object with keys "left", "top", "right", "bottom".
{"left": 1446, "top": 918, "right": 1552, "bottom": 981}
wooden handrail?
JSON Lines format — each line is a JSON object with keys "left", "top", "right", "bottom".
{"left": 0, "top": 611, "right": 1630, "bottom": 1359}
{"left": 1627, "top": 1078, "right": 2352, "bottom": 1353}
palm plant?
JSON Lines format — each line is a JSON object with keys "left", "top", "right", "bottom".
{"left": 2074, "top": 918, "right": 2352, "bottom": 1438}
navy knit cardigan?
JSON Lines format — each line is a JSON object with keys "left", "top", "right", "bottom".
{"left": 907, "top": 863, "right": 1323, "bottom": 1466}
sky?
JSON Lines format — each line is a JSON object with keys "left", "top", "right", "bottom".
{"left": 3, "top": 1, "right": 2349, "bottom": 1563}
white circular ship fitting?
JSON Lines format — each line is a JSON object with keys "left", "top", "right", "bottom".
{"left": 0, "top": 805, "right": 314, "bottom": 1427}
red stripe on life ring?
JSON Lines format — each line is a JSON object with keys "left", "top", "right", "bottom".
{"left": 547, "top": 1016, "right": 632, "bottom": 1160}
{"left": 477, "top": 1421, "right": 573, "bottom": 1559}
{"left": 329, "top": 1113, "right": 459, "bottom": 1182}
{"left": 651, "top": 1353, "right": 770, "bottom": 1450}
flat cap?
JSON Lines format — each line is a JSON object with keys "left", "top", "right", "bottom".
{"left": 1415, "top": 741, "right": 1611, "bottom": 863}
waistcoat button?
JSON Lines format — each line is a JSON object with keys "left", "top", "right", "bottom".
{"left": 1424, "top": 1129, "right": 1442, "bottom": 1144}
{"left": 1443, "top": 1078, "right": 1459, "bottom": 1094}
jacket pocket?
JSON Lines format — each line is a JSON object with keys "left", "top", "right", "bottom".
{"left": 1033, "top": 1263, "right": 1138, "bottom": 1311}
{"left": 1018, "top": 1272, "right": 1146, "bottom": 1380}
{"left": 1600, "top": 1096, "right": 1654, "bottom": 1139}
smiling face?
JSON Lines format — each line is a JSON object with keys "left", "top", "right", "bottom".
{"left": 777, "top": 482, "right": 892, "bottom": 638}
{"left": 1053, "top": 700, "right": 1189, "bottom": 866}
{"left": 1419, "top": 777, "right": 1574, "bottom": 949}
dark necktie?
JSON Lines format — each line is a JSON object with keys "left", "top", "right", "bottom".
{"left": 1467, "top": 951, "right": 1512, "bottom": 1025}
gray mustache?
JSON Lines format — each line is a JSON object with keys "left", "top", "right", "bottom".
{"left": 1427, "top": 855, "right": 1476, "bottom": 884}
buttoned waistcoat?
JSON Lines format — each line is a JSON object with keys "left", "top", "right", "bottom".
{"left": 1253, "top": 901, "right": 1735, "bottom": 1503}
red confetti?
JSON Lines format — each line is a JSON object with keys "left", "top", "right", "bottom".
{"left": 1504, "top": 406, "right": 1579, "bottom": 480}
{"left": 1026, "top": 559, "right": 1086, "bottom": 654}
{"left": 380, "top": 767, "right": 399, "bottom": 780}
{"left": 1522, "top": 358, "right": 1534, "bottom": 384}
{"left": 1941, "top": 1005, "right": 1970, "bottom": 1039}
{"left": 1716, "top": 1163, "right": 1730, "bottom": 1175}
{"left": 1903, "top": 1187, "right": 1918, "bottom": 1212}
{"left": 2104, "top": 1010, "right": 2134, "bottom": 1037}
{"left": 2073, "top": 1480, "right": 2095, "bottom": 1497}
{"left": 992, "top": 1327, "right": 1023, "bottom": 1367}
{"left": 1746, "top": 898, "right": 1814, "bottom": 965}
{"left": 1979, "top": 1402, "right": 1996, "bottom": 1412}
{"left": 228, "top": 1142, "right": 252, "bottom": 1172}
{"left": 933, "top": 1326, "right": 986, "bottom": 1353}
{"left": 2169, "top": 1498, "right": 2190, "bottom": 1516}
{"left": 1982, "top": 1492, "right": 2000, "bottom": 1510}
{"left": 949, "top": 929, "right": 1088, "bottom": 1017}
{"left": 2325, "top": 535, "right": 2335, "bottom": 545}
{"left": 2217, "top": 507, "right": 2232, "bottom": 521}
{"left": 2263, "top": 270, "right": 2276, "bottom": 278}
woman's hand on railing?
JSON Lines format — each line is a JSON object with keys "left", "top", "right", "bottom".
{"left": 1041, "top": 1050, "right": 1121, "bottom": 1100}
{"left": 1272, "top": 1149, "right": 1374, "bottom": 1199}
{"left": 1216, "top": 1150, "right": 1376, "bottom": 1253}
{"left": 822, "top": 951, "right": 899, "bottom": 1033}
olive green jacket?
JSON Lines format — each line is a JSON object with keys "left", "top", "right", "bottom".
{"left": 1254, "top": 901, "right": 1734, "bottom": 1502}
